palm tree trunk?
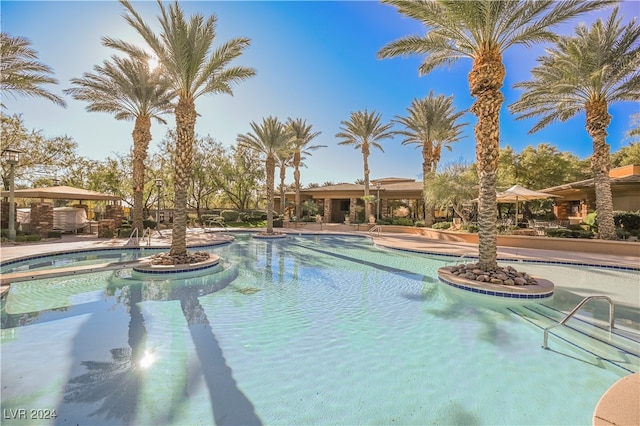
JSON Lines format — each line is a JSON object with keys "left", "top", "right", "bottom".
{"left": 171, "top": 97, "right": 196, "bottom": 257}
{"left": 279, "top": 164, "right": 286, "bottom": 216}
{"left": 132, "top": 115, "right": 151, "bottom": 234}
{"left": 586, "top": 99, "right": 616, "bottom": 240}
{"left": 362, "top": 145, "right": 371, "bottom": 220}
{"left": 266, "top": 154, "right": 275, "bottom": 234}
{"left": 294, "top": 153, "right": 302, "bottom": 220}
{"left": 422, "top": 142, "right": 435, "bottom": 227}
{"left": 469, "top": 50, "right": 505, "bottom": 271}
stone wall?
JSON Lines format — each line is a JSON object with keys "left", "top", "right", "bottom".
{"left": 0, "top": 201, "right": 15, "bottom": 229}
{"left": 30, "top": 203, "right": 53, "bottom": 237}
{"left": 105, "top": 205, "right": 124, "bottom": 228}
{"left": 323, "top": 198, "right": 331, "bottom": 223}
{"left": 98, "top": 219, "right": 116, "bottom": 238}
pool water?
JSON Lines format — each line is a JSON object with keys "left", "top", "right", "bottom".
{"left": 1, "top": 250, "right": 148, "bottom": 274}
{"left": 1, "top": 234, "right": 637, "bottom": 425}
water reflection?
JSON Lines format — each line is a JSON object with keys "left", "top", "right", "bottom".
{"left": 59, "top": 264, "right": 260, "bottom": 425}
{"left": 63, "top": 284, "right": 147, "bottom": 424}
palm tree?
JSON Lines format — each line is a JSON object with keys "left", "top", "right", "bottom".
{"left": 379, "top": 0, "right": 614, "bottom": 271}
{"left": 65, "top": 55, "right": 173, "bottom": 234}
{"left": 287, "top": 118, "right": 325, "bottom": 220}
{"left": 336, "top": 110, "right": 394, "bottom": 221}
{"left": 394, "top": 91, "right": 466, "bottom": 226}
{"left": 277, "top": 149, "right": 293, "bottom": 216}
{"left": 1, "top": 33, "right": 66, "bottom": 107}
{"left": 106, "top": 0, "right": 255, "bottom": 259}
{"left": 237, "top": 117, "right": 292, "bottom": 234}
{"left": 510, "top": 8, "right": 639, "bottom": 240}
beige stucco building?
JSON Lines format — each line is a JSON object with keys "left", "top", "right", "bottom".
{"left": 541, "top": 164, "right": 640, "bottom": 223}
{"left": 277, "top": 177, "right": 425, "bottom": 223}
{"left": 276, "top": 165, "right": 639, "bottom": 224}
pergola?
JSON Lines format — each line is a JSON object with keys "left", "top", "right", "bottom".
{"left": 1, "top": 185, "right": 121, "bottom": 202}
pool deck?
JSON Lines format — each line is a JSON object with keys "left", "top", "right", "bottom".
{"left": 1, "top": 227, "right": 639, "bottom": 426}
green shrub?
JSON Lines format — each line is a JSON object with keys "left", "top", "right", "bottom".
{"left": 273, "top": 217, "right": 283, "bottom": 228}
{"left": 16, "top": 234, "right": 41, "bottom": 242}
{"left": 414, "top": 220, "right": 426, "bottom": 227}
{"left": 614, "top": 211, "right": 640, "bottom": 231}
{"left": 546, "top": 228, "right": 594, "bottom": 238}
{"left": 616, "top": 229, "right": 631, "bottom": 239}
{"left": 584, "top": 212, "right": 598, "bottom": 231}
{"left": 221, "top": 210, "right": 240, "bottom": 222}
{"left": 99, "top": 229, "right": 115, "bottom": 238}
{"left": 432, "top": 221, "right": 452, "bottom": 230}
{"left": 545, "top": 228, "right": 574, "bottom": 238}
{"left": 118, "top": 226, "right": 133, "bottom": 238}
{"left": 392, "top": 217, "right": 414, "bottom": 226}
{"left": 574, "top": 230, "right": 595, "bottom": 239}
{"left": 460, "top": 223, "right": 478, "bottom": 233}
{"left": 242, "top": 210, "right": 266, "bottom": 223}
{"left": 46, "top": 231, "right": 61, "bottom": 238}
{"left": 143, "top": 219, "right": 157, "bottom": 229}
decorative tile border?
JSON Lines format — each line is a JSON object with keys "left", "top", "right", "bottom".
{"left": 132, "top": 256, "right": 220, "bottom": 276}
{"left": 0, "top": 238, "right": 233, "bottom": 269}
{"left": 376, "top": 244, "right": 640, "bottom": 271}
{"left": 437, "top": 267, "right": 554, "bottom": 300}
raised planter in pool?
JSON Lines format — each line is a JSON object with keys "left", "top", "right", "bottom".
{"left": 251, "top": 232, "right": 287, "bottom": 239}
{"left": 437, "top": 266, "right": 554, "bottom": 303}
{"left": 132, "top": 254, "right": 221, "bottom": 278}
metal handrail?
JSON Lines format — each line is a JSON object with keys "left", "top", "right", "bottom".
{"left": 369, "top": 224, "right": 382, "bottom": 236}
{"left": 205, "top": 220, "right": 229, "bottom": 235}
{"left": 141, "top": 227, "right": 152, "bottom": 246}
{"left": 126, "top": 227, "right": 139, "bottom": 246}
{"left": 454, "top": 252, "right": 477, "bottom": 265}
{"left": 543, "top": 295, "right": 615, "bottom": 349}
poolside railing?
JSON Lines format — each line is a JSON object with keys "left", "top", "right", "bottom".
{"left": 542, "top": 295, "right": 615, "bottom": 350}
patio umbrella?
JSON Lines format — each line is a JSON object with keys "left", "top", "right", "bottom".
{"left": 496, "top": 184, "right": 561, "bottom": 221}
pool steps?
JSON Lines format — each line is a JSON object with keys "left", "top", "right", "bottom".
{"left": 0, "top": 259, "right": 147, "bottom": 288}
{"left": 509, "top": 304, "right": 640, "bottom": 374}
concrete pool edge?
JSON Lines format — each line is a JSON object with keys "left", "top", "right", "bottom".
{"left": 437, "top": 266, "right": 554, "bottom": 301}
{"left": 592, "top": 372, "right": 640, "bottom": 425}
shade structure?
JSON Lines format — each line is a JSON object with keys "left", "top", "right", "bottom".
{"left": 496, "top": 184, "right": 560, "bottom": 220}
{"left": 0, "top": 185, "right": 120, "bottom": 202}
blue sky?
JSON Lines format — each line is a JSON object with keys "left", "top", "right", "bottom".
{"left": 2, "top": 1, "right": 639, "bottom": 186}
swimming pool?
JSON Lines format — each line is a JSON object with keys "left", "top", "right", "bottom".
{"left": 1, "top": 234, "right": 638, "bottom": 425}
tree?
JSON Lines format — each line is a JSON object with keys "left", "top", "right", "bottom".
{"left": 65, "top": 54, "right": 173, "bottom": 234}
{"left": 498, "top": 143, "right": 590, "bottom": 190}
{"left": 237, "top": 117, "right": 292, "bottom": 234}
{"left": 425, "top": 162, "right": 478, "bottom": 224}
{"left": 286, "top": 118, "right": 324, "bottom": 220}
{"left": 626, "top": 113, "right": 640, "bottom": 141}
{"left": 611, "top": 143, "right": 640, "bottom": 167}
{"left": 214, "top": 144, "right": 265, "bottom": 210}
{"left": 107, "top": 0, "right": 255, "bottom": 259}
{"left": 393, "top": 91, "right": 466, "bottom": 226}
{"left": 277, "top": 150, "right": 293, "bottom": 216}
{"left": 0, "top": 113, "right": 77, "bottom": 189}
{"left": 187, "top": 134, "right": 225, "bottom": 223}
{"left": 336, "top": 110, "right": 394, "bottom": 220}
{"left": 379, "top": 0, "right": 613, "bottom": 270}
{"left": 510, "top": 8, "right": 640, "bottom": 240}
{"left": 0, "top": 33, "right": 66, "bottom": 107}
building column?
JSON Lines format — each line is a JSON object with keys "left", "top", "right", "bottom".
{"left": 381, "top": 198, "right": 389, "bottom": 219}
{"left": 348, "top": 198, "right": 357, "bottom": 222}
{"left": 323, "top": 198, "right": 332, "bottom": 223}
